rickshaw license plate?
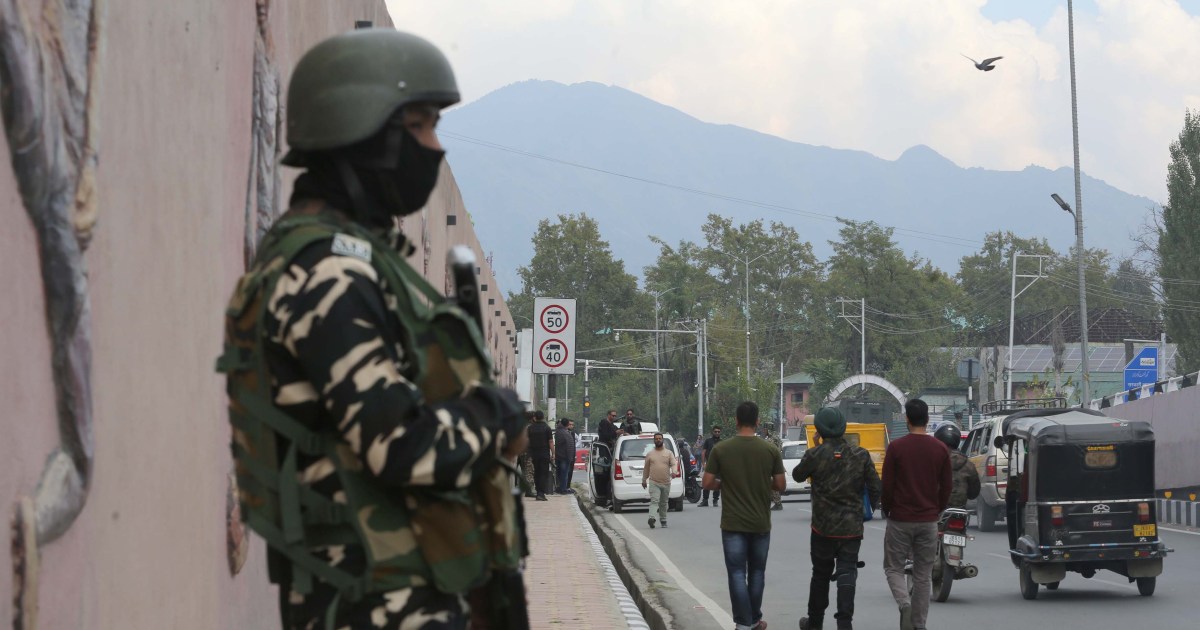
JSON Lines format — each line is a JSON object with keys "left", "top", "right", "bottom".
{"left": 943, "top": 534, "right": 967, "bottom": 547}
{"left": 1134, "top": 524, "right": 1156, "bottom": 537}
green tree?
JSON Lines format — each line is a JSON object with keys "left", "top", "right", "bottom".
{"left": 508, "top": 213, "right": 649, "bottom": 352}
{"left": 802, "top": 358, "right": 851, "bottom": 410}
{"left": 823, "top": 219, "right": 963, "bottom": 393}
{"left": 1158, "top": 109, "right": 1200, "bottom": 374}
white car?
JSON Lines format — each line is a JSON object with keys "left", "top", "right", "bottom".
{"left": 781, "top": 440, "right": 811, "bottom": 498}
{"left": 589, "top": 430, "right": 684, "bottom": 513}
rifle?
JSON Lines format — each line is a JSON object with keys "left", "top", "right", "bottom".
{"left": 449, "top": 246, "right": 530, "bottom": 630}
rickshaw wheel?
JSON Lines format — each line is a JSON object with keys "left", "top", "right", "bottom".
{"left": 1045, "top": 581, "right": 1060, "bottom": 590}
{"left": 1019, "top": 562, "right": 1039, "bottom": 600}
{"left": 1136, "top": 577, "right": 1156, "bottom": 596}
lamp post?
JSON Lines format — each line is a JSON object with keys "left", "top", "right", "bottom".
{"left": 1051, "top": 193, "right": 1091, "bottom": 403}
{"left": 651, "top": 287, "right": 679, "bottom": 421}
{"left": 1056, "top": 0, "right": 1091, "bottom": 405}
{"left": 712, "top": 249, "right": 774, "bottom": 382}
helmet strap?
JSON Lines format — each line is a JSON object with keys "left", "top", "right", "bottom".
{"left": 335, "top": 156, "right": 385, "bottom": 227}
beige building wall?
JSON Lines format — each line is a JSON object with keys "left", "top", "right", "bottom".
{"left": 0, "top": 1, "right": 514, "bottom": 627}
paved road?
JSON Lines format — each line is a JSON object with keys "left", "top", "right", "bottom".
{"left": 575, "top": 477, "right": 1198, "bottom": 630}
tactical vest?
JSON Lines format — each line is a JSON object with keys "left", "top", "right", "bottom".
{"left": 217, "top": 210, "right": 521, "bottom": 612}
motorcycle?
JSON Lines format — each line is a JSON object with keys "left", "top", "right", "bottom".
{"left": 685, "top": 466, "right": 702, "bottom": 504}
{"left": 905, "top": 507, "right": 978, "bottom": 602}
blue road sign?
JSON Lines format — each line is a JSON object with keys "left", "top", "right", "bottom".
{"left": 1123, "top": 346, "right": 1158, "bottom": 391}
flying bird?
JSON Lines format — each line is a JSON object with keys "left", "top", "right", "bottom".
{"left": 961, "top": 53, "right": 1003, "bottom": 71}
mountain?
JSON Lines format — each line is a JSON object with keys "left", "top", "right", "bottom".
{"left": 441, "top": 80, "right": 1158, "bottom": 295}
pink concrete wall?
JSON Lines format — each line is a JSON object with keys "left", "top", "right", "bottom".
{"left": 1, "top": 1, "right": 513, "bottom": 627}
{"left": 1102, "top": 387, "right": 1200, "bottom": 489}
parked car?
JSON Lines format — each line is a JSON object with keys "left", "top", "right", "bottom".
{"left": 574, "top": 448, "right": 589, "bottom": 471}
{"left": 588, "top": 429, "right": 684, "bottom": 513}
{"left": 780, "top": 440, "right": 811, "bottom": 498}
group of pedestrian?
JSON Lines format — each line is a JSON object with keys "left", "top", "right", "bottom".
{"left": 707, "top": 398, "right": 971, "bottom": 630}
{"left": 521, "top": 411, "right": 579, "bottom": 500}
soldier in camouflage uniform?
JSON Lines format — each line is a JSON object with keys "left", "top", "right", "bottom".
{"left": 219, "top": 29, "right": 529, "bottom": 630}
{"left": 765, "top": 425, "right": 784, "bottom": 511}
{"left": 519, "top": 412, "right": 538, "bottom": 498}
{"left": 792, "top": 408, "right": 881, "bottom": 630}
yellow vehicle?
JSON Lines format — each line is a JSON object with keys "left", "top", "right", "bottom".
{"left": 803, "top": 416, "right": 888, "bottom": 476}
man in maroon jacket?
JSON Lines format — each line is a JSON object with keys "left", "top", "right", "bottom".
{"left": 881, "top": 399, "right": 951, "bottom": 630}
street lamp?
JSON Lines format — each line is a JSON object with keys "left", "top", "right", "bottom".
{"left": 711, "top": 248, "right": 774, "bottom": 381}
{"left": 1051, "top": 193, "right": 1091, "bottom": 403}
{"left": 1058, "top": 0, "right": 1091, "bottom": 405}
{"left": 650, "top": 286, "right": 679, "bottom": 421}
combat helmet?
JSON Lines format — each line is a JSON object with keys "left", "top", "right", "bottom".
{"left": 282, "top": 28, "right": 459, "bottom": 165}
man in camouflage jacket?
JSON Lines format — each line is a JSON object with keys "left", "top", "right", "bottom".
{"left": 792, "top": 408, "right": 881, "bottom": 630}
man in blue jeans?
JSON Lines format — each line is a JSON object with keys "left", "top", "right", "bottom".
{"left": 703, "top": 402, "right": 786, "bottom": 630}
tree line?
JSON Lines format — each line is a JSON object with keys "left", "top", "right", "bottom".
{"left": 506, "top": 110, "right": 1200, "bottom": 438}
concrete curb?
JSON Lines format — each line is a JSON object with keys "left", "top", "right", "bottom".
{"left": 1157, "top": 499, "right": 1199, "bottom": 527}
{"left": 574, "top": 494, "right": 675, "bottom": 630}
{"left": 568, "top": 496, "right": 651, "bottom": 630}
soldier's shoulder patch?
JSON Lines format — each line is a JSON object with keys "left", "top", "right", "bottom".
{"left": 331, "top": 233, "right": 372, "bottom": 262}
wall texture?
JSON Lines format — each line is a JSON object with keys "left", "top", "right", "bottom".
{"left": 1, "top": 1, "right": 514, "bottom": 627}
{"left": 1101, "top": 386, "right": 1200, "bottom": 490}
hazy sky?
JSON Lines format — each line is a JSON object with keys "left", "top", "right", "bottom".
{"left": 387, "top": 0, "right": 1200, "bottom": 202}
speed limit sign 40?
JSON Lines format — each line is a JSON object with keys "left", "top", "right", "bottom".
{"left": 532, "top": 297, "right": 576, "bottom": 375}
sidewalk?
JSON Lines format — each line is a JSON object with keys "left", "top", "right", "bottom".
{"left": 522, "top": 492, "right": 632, "bottom": 628}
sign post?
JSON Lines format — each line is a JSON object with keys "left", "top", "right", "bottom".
{"left": 1123, "top": 346, "right": 1158, "bottom": 393}
{"left": 533, "top": 298, "right": 577, "bottom": 378}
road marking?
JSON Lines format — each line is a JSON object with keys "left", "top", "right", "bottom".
{"left": 987, "top": 552, "right": 1010, "bottom": 560}
{"left": 612, "top": 513, "right": 735, "bottom": 629}
{"left": 1160, "top": 525, "right": 1200, "bottom": 537}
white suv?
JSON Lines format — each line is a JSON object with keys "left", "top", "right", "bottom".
{"left": 591, "top": 430, "right": 685, "bottom": 513}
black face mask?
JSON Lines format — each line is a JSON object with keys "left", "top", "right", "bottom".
{"left": 357, "top": 124, "right": 445, "bottom": 218}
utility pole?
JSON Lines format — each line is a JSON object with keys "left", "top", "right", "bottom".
{"left": 712, "top": 248, "right": 773, "bottom": 386}
{"left": 1006, "top": 253, "right": 1050, "bottom": 400}
{"left": 1066, "top": 0, "right": 1091, "bottom": 404}
{"left": 837, "top": 298, "right": 866, "bottom": 391}
{"left": 651, "top": 288, "right": 680, "bottom": 423}
{"left": 614, "top": 324, "right": 703, "bottom": 436}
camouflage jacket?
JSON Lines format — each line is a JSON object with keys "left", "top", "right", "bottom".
{"left": 792, "top": 437, "right": 881, "bottom": 538}
{"left": 221, "top": 204, "right": 524, "bottom": 622}
{"left": 948, "top": 450, "right": 981, "bottom": 508}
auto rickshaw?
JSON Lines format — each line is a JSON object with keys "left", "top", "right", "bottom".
{"left": 995, "top": 408, "right": 1172, "bottom": 599}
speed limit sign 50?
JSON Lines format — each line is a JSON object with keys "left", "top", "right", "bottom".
{"left": 532, "top": 297, "right": 576, "bottom": 375}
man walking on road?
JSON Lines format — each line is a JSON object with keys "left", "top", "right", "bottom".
{"left": 527, "top": 410, "right": 554, "bottom": 501}
{"left": 703, "top": 402, "right": 786, "bottom": 630}
{"left": 642, "top": 432, "right": 677, "bottom": 528}
{"left": 792, "top": 408, "right": 881, "bottom": 630}
{"left": 555, "top": 418, "right": 576, "bottom": 494}
{"left": 882, "top": 399, "right": 951, "bottom": 630}
{"left": 699, "top": 425, "right": 723, "bottom": 507}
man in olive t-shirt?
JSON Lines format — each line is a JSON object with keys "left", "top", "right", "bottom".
{"left": 703, "top": 402, "right": 787, "bottom": 630}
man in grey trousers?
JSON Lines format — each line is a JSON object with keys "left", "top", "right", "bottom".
{"left": 881, "top": 399, "right": 951, "bottom": 630}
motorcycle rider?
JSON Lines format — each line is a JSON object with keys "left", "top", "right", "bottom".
{"left": 933, "top": 424, "right": 980, "bottom": 509}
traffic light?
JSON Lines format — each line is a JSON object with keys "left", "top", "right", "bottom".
{"left": 583, "top": 396, "right": 591, "bottom": 418}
